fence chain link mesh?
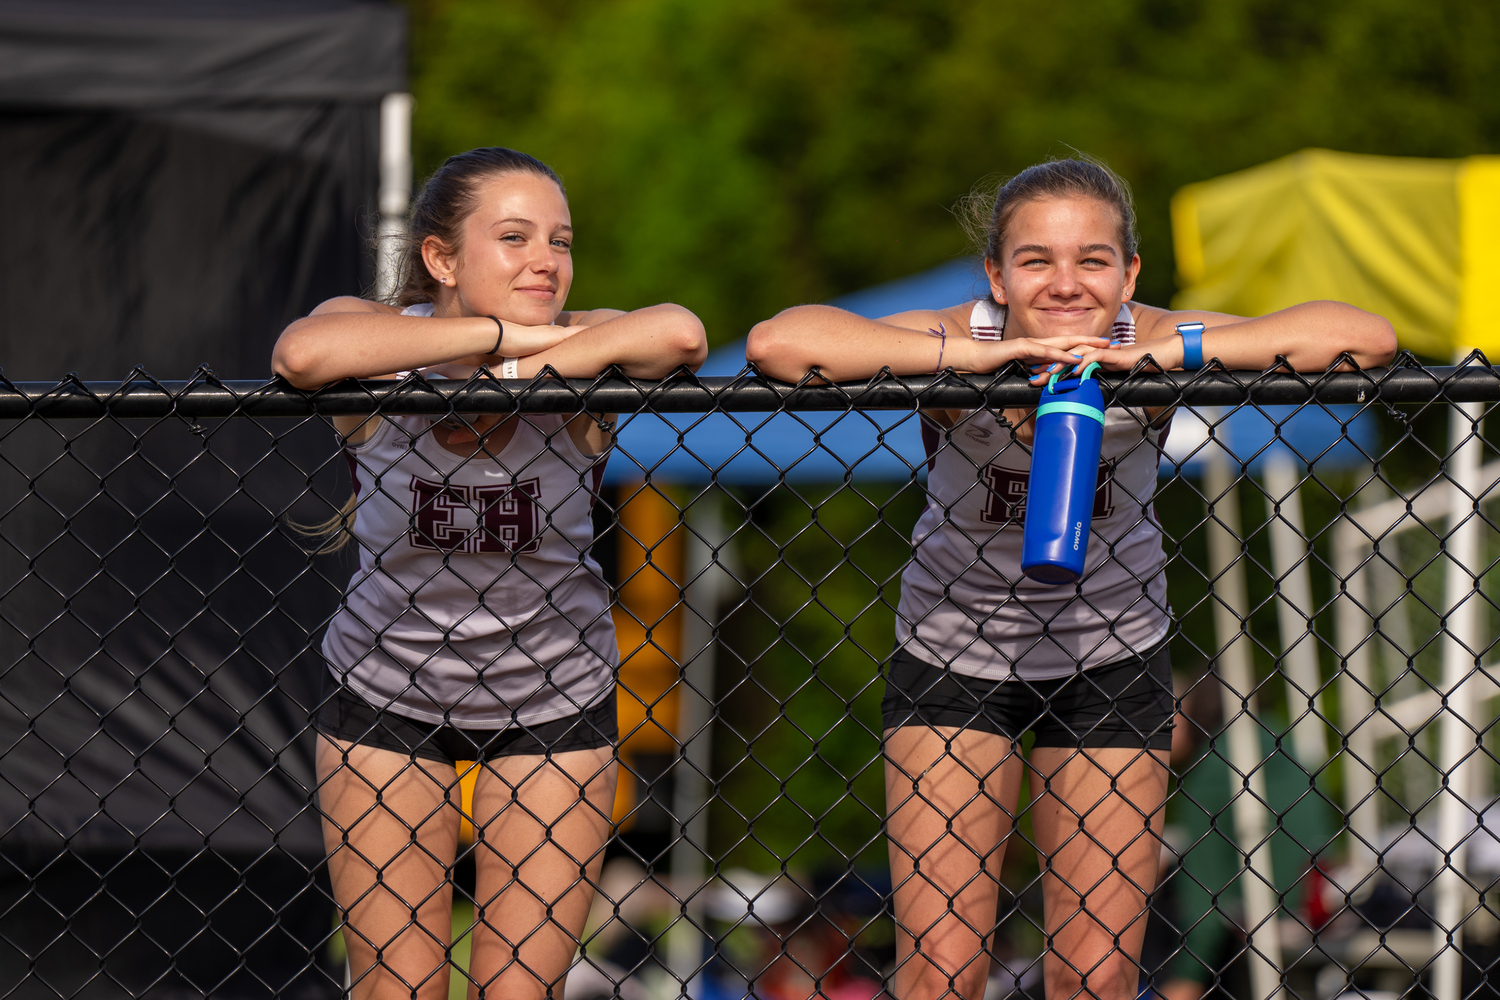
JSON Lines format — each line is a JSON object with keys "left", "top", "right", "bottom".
{"left": 0, "top": 356, "right": 1495, "bottom": 1000}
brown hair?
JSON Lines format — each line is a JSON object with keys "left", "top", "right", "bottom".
{"left": 957, "top": 155, "right": 1139, "bottom": 267}
{"left": 389, "top": 147, "right": 566, "bottom": 306}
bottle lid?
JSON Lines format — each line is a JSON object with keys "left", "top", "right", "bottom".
{"left": 1045, "top": 361, "right": 1101, "bottom": 394}
{"left": 1040, "top": 362, "right": 1105, "bottom": 423}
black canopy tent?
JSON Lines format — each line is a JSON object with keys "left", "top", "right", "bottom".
{"left": 0, "top": 3, "right": 405, "bottom": 997}
{"left": 0, "top": 0, "right": 404, "bottom": 377}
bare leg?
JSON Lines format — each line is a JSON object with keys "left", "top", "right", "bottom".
{"left": 1159, "top": 979, "right": 1208, "bottom": 1000}
{"left": 1028, "top": 747, "right": 1169, "bottom": 1000}
{"left": 465, "top": 747, "right": 617, "bottom": 1000}
{"left": 317, "top": 736, "right": 462, "bottom": 1000}
{"left": 885, "top": 726, "right": 1026, "bottom": 1000}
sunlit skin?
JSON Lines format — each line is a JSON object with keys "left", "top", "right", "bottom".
{"left": 981, "top": 196, "right": 1143, "bottom": 437}
{"left": 985, "top": 196, "right": 1139, "bottom": 348}
{"left": 423, "top": 171, "right": 577, "bottom": 329}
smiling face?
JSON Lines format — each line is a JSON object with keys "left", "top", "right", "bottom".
{"left": 422, "top": 170, "right": 574, "bottom": 325}
{"left": 983, "top": 195, "right": 1140, "bottom": 342}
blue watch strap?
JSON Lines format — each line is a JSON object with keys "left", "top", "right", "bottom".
{"left": 1177, "top": 321, "right": 1205, "bottom": 369}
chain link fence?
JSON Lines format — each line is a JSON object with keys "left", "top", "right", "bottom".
{"left": 0, "top": 358, "right": 1495, "bottom": 1000}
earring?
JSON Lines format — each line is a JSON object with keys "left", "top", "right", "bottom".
{"left": 439, "top": 277, "right": 447, "bottom": 285}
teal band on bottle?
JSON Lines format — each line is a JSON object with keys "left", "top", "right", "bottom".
{"left": 1036, "top": 400, "right": 1106, "bottom": 425}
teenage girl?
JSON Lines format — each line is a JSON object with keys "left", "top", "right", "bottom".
{"left": 272, "top": 147, "right": 705, "bottom": 1000}
{"left": 746, "top": 157, "right": 1394, "bottom": 1000}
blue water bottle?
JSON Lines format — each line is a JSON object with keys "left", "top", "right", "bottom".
{"left": 1021, "top": 362, "right": 1105, "bottom": 585}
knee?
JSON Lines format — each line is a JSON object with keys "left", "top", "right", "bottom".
{"left": 1046, "top": 953, "right": 1140, "bottom": 1000}
{"left": 899, "top": 948, "right": 990, "bottom": 1000}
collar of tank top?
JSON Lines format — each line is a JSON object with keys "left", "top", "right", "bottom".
{"left": 969, "top": 299, "right": 1136, "bottom": 346}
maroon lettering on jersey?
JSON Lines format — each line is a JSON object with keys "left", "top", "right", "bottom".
{"left": 408, "top": 475, "right": 542, "bottom": 553}
{"left": 981, "top": 466, "right": 1030, "bottom": 525}
{"left": 980, "top": 460, "right": 1116, "bottom": 526}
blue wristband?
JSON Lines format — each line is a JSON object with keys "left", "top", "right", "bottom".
{"left": 1177, "top": 321, "right": 1205, "bottom": 369}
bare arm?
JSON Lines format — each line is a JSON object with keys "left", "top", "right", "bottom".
{"left": 747, "top": 304, "right": 1109, "bottom": 383}
{"left": 505, "top": 302, "right": 706, "bottom": 379}
{"left": 557, "top": 307, "right": 627, "bottom": 327}
{"left": 271, "top": 296, "right": 585, "bottom": 389}
{"left": 1079, "top": 301, "right": 1397, "bottom": 374}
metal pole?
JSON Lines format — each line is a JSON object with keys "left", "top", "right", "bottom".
{"left": 1333, "top": 525, "right": 1378, "bottom": 883}
{"left": 1263, "top": 451, "right": 1329, "bottom": 767}
{"left": 1205, "top": 441, "right": 1286, "bottom": 1000}
{"left": 376, "top": 92, "right": 413, "bottom": 301}
{"left": 667, "top": 496, "right": 732, "bottom": 993}
{"left": 1431, "top": 391, "right": 1484, "bottom": 1000}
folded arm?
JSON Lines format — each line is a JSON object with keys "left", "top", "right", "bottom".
{"left": 272, "top": 299, "right": 704, "bottom": 389}
{"left": 1081, "top": 301, "right": 1397, "bottom": 374}
{"left": 503, "top": 302, "right": 706, "bottom": 379}
{"left": 271, "top": 297, "right": 588, "bottom": 389}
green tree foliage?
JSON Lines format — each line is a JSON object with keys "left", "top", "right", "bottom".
{"left": 404, "top": 0, "right": 1498, "bottom": 344}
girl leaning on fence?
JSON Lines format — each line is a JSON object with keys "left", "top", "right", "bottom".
{"left": 746, "top": 157, "right": 1396, "bottom": 1000}
{"left": 271, "top": 147, "right": 705, "bottom": 1000}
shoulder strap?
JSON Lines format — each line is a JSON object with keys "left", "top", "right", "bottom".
{"left": 1111, "top": 304, "right": 1136, "bottom": 346}
{"left": 969, "top": 298, "right": 1005, "bottom": 341}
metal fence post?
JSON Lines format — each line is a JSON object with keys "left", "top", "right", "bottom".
{"left": 375, "top": 92, "right": 413, "bottom": 301}
{"left": 1334, "top": 522, "right": 1379, "bottom": 886}
{"left": 1264, "top": 451, "right": 1330, "bottom": 768}
{"left": 1431, "top": 393, "right": 1484, "bottom": 1000}
{"left": 1205, "top": 438, "right": 1287, "bottom": 1000}
{"left": 667, "top": 496, "right": 731, "bottom": 993}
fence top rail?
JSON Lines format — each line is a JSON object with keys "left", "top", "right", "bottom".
{"left": 0, "top": 359, "right": 1494, "bottom": 418}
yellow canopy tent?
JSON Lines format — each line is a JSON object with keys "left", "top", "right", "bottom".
{"left": 1170, "top": 148, "right": 1500, "bottom": 359}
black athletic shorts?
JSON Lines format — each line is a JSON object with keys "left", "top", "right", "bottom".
{"left": 315, "top": 674, "right": 618, "bottom": 765}
{"left": 881, "top": 640, "right": 1174, "bottom": 749}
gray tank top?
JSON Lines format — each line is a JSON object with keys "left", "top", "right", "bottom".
{"left": 895, "top": 301, "right": 1171, "bottom": 681}
{"left": 321, "top": 312, "right": 616, "bottom": 727}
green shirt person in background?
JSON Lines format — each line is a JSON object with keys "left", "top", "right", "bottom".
{"left": 1153, "top": 692, "right": 1339, "bottom": 1000}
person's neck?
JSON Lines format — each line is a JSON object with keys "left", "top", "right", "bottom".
{"left": 998, "top": 303, "right": 1022, "bottom": 342}
{"left": 430, "top": 290, "right": 466, "bottom": 319}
